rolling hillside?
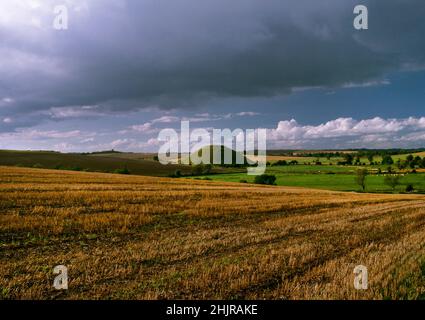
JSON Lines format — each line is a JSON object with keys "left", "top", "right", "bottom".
{"left": 0, "top": 150, "right": 202, "bottom": 176}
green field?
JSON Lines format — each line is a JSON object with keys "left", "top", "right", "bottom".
{"left": 392, "top": 152, "right": 425, "bottom": 161}
{"left": 2, "top": 149, "right": 425, "bottom": 194}
{"left": 266, "top": 151, "right": 425, "bottom": 166}
{"left": 192, "top": 164, "right": 425, "bottom": 193}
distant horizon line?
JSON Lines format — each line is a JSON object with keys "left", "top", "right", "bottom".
{"left": 2, "top": 147, "right": 425, "bottom": 154}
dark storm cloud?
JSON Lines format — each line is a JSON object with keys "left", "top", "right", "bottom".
{"left": 1, "top": 0, "right": 425, "bottom": 129}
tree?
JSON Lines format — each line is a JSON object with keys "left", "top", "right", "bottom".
{"left": 343, "top": 154, "right": 354, "bottom": 165}
{"left": 384, "top": 175, "right": 401, "bottom": 192}
{"left": 406, "top": 154, "right": 414, "bottom": 163}
{"left": 367, "top": 154, "right": 374, "bottom": 164}
{"left": 381, "top": 155, "right": 394, "bottom": 165}
{"left": 192, "top": 164, "right": 205, "bottom": 176}
{"left": 355, "top": 156, "right": 361, "bottom": 165}
{"left": 272, "top": 160, "right": 287, "bottom": 167}
{"left": 355, "top": 169, "right": 368, "bottom": 192}
{"left": 397, "top": 159, "right": 406, "bottom": 170}
{"left": 203, "top": 164, "right": 213, "bottom": 174}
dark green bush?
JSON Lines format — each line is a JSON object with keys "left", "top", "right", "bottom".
{"left": 406, "top": 184, "right": 414, "bottom": 193}
{"left": 272, "top": 160, "right": 288, "bottom": 167}
{"left": 254, "top": 174, "right": 277, "bottom": 185}
{"left": 114, "top": 167, "right": 130, "bottom": 175}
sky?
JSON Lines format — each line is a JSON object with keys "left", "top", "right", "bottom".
{"left": 0, "top": 0, "right": 425, "bottom": 152}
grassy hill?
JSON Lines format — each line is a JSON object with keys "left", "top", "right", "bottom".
{"left": 0, "top": 150, "right": 246, "bottom": 177}
{"left": 190, "top": 145, "right": 251, "bottom": 167}
{"left": 0, "top": 150, "right": 193, "bottom": 176}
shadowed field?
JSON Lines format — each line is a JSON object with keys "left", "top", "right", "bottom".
{"left": 0, "top": 150, "right": 193, "bottom": 177}
{"left": 1, "top": 167, "right": 425, "bottom": 300}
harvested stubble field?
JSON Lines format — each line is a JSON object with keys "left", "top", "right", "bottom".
{"left": 1, "top": 167, "right": 425, "bottom": 300}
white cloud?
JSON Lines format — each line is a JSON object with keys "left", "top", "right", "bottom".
{"left": 47, "top": 105, "right": 103, "bottom": 119}
{"left": 1, "top": 97, "right": 14, "bottom": 104}
{"left": 15, "top": 129, "right": 83, "bottom": 139}
{"left": 80, "top": 137, "right": 95, "bottom": 143}
{"left": 0, "top": 128, "right": 96, "bottom": 151}
{"left": 130, "top": 122, "right": 154, "bottom": 133}
{"left": 236, "top": 112, "right": 260, "bottom": 117}
{"left": 342, "top": 79, "right": 391, "bottom": 88}
{"left": 53, "top": 142, "right": 75, "bottom": 152}
{"left": 104, "top": 137, "right": 161, "bottom": 150}
{"left": 268, "top": 116, "right": 425, "bottom": 148}
{"left": 151, "top": 116, "right": 180, "bottom": 124}
{"left": 126, "top": 116, "right": 425, "bottom": 151}
{"left": 110, "top": 139, "right": 130, "bottom": 148}
{"left": 127, "top": 113, "right": 235, "bottom": 135}
{"left": 0, "top": 128, "right": 95, "bottom": 142}
{"left": 134, "top": 112, "right": 261, "bottom": 130}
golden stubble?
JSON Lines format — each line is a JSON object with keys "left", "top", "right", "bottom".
{"left": 1, "top": 166, "right": 425, "bottom": 299}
